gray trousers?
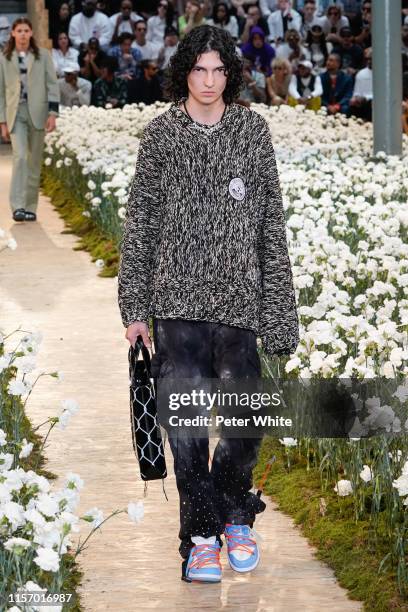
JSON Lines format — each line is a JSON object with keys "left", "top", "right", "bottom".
{"left": 9, "top": 101, "right": 45, "bottom": 213}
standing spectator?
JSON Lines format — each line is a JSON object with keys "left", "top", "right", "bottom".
{"left": 157, "top": 26, "right": 179, "bottom": 71}
{"left": 49, "top": 2, "right": 72, "bottom": 41}
{"left": 304, "top": 23, "right": 332, "bottom": 74}
{"left": 275, "top": 28, "right": 310, "bottom": 71}
{"left": 68, "top": 0, "right": 113, "bottom": 49}
{"left": 237, "top": 53, "right": 266, "bottom": 105}
{"left": 110, "top": 0, "right": 143, "bottom": 44}
{"left": 93, "top": 56, "right": 128, "bottom": 107}
{"left": 240, "top": 25, "right": 275, "bottom": 76}
{"left": 127, "top": 59, "right": 163, "bottom": 103}
{"left": 0, "top": 18, "right": 59, "bottom": 222}
{"left": 332, "top": 26, "right": 364, "bottom": 76}
{"left": 78, "top": 36, "right": 107, "bottom": 83}
{"left": 178, "top": 1, "right": 207, "bottom": 40}
{"left": 207, "top": 3, "right": 239, "bottom": 40}
{"left": 320, "top": 51, "right": 353, "bottom": 114}
{"left": 267, "top": 0, "right": 302, "bottom": 45}
{"left": 239, "top": 5, "right": 270, "bottom": 44}
{"left": 0, "top": 17, "right": 11, "bottom": 51}
{"left": 58, "top": 61, "right": 92, "bottom": 106}
{"left": 319, "top": 2, "right": 350, "bottom": 40}
{"left": 108, "top": 32, "right": 143, "bottom": 79}
{"left": 132, "top": 19, "right": 160, "bottom": 60}
{"left": 52, "top": 31, "right": 79, "bottom": 77}
{"left": 349, "top": 46, "right": 372, "bottom": 120}
{"left": 287, "top": 58, "right": 322, "bottom": 109}
{"left": 265, "top": 56, "right": 291, "bottom": 104}
{"left": 146, "top": 0, "right": 176, "bottom": 48}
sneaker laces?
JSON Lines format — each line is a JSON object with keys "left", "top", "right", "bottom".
{"left": 225, "top": 524, "right": 257, "bottom": 556}
{"left": 189, "top": 543, "right": 221, "bottom": 570}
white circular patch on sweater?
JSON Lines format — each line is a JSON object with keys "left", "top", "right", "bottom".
{"left": 229, "top": 177, "right": 246, "bottom": 201}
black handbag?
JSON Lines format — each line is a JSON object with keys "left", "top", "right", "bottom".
{"left": 128, "top": 337, "right": 167, "bottom": 481}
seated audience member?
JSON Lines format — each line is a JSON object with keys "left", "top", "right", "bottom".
{"left": 275, "top": 28, "right": 310, "bottom": 72}
{"left": 0, "top": 16, "right": 11, "bottom": 51}
{"left": 110, "top": 0, "right": 143, "bottom": 43}
{"left": 320, "top": 52, "right": 353, "bottom": 114}
{"left": 78, "top": 36, "right": 107, "bottom": 83}
{"left": 240, "top": 25, "right": 275, "bottom": 76}
{"left": 287, "top": 58, "right": 322, "bottom": 110}
{"left": 350, "top": 0, "right": 371, "bottom": 44}
{"left": 304, "top": 23, "right": 333, "bottom": 74}
{"left": 69, "top": 0, "right": 113, "bottom": 49}
{"left": 267, "top": 0, "right": 302, "bottom": 45}
{"left": 239, "top": 4, "right": 270, "bottom": 44}
{"left": 49, "top": 2, "right": 72, "bottom": 40}
{"left": 157, "top": 26, "right": 179, "bottom": 71}
{"left": 258, "top": 0, "right": 279, "bottom": 18}
{"left": 402, "top": 24, "right": 408, "bottom": 64}
{"left": 333, "top": 26, "right": 364, "bottom": 76}
{"left": 108, "top": 32, "right": 142, "bottom": 79}
{"left": 52, "top": 31, "right": 79, "bottom": 77}
{"left": 319, "top": 3, "right": 350, "bottom": 41}
{"left": 299, "top": 0, "right": 324, "bottom": 38}
{"left": 295, "top": 0, "right": 325, "bottom": 17}
{"left": 206, "top": 2, "right": 239, "bottom": 40}
{"left": 266, "top": 56, "right": 292, "bottom": 105}
{"left": 127, "top": 59, "right": 163, "bottom": 104}
{"left": 59, "top": 62, "right": 92, "bottom": 106}
{"left": 131, "top": 19, "right": 160, "bottom": 60}
{"left": 179, "top": 1, "right": 206, "bottom": 40}
{"left": 237, "top": 53, "right": 267, "bottom": 105}
{"left": 349, "top": 46, "right": 372, "bottom": 120}
{"left": 93, "top": 56, "right": 128, "bottom": 107}
{"left": 147, "top": 0, "right": 177, "bottom": 47}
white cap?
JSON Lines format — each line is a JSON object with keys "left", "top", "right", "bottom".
{"left": 63, "top": 62, "right": 80, "bottom": 73}
{"left": 298, "top": 60, "right": 313, "bottom": 70}
{"left": 0, "top": 16, "right": 11, "bottom": 29}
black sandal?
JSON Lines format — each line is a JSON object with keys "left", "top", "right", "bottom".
{"left": 24, "top": 211, "right": 37, "bottom": 221}
{"left": 12, "top": 208, "right": 26, "bottom": 222}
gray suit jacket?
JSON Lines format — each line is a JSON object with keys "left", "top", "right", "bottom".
{"left": 0, "top": 47, "right": 60, "bottom": 131}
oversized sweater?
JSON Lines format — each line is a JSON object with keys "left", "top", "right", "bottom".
{"left": 117, "top": 102, "right": 300, "bottom": 357}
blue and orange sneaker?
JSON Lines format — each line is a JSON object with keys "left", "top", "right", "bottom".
{"left": 183, "top": 542, "right": 222, "bottom": 583}
{"left": 224, "top": 524, "right": 260, "bottom": 573}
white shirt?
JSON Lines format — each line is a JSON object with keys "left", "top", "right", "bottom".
{"left": 52, "top": 47, "right": 79, "bottom": 78}
{"left": 307, "top": 40, "right": 333, "bottom": 73}
{"left": 68, "top": 11, "right": 113, "bottom": 49}
{"left": 109, "top": 11, "right": 143, "bottom": 36}
{"left": 146, "top": 15, "right": 167, "bottom": 47}
{"left": 288, "top": 73, "right": 323, "bottom": 99}
{"left": 267, "top": 8, "right": 302, "bottom": 43}
{"left": 258, "top": 0, "right": 279, "bottom": 18}
{"left": 58, "top": 76, "right": 92, "bottom": 107}
{"left": 276, "top": 42, "right": 311, "bottom": 64}
{"left": 131, "top": 40, "right": 160, "bottom": 60}
{"left": 205, "top": 16, "right": 239, "bottom": 39}
{"left": 352, "top": 66, "right": 372, "bottom": 100}
{"left": 318, "top": 15, "right": 350, "bottom": 36}
{"left": 157, "top": 43, "right": 178, "bottom": 69}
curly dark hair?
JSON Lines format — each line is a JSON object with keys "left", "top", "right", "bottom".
{"left": 162, "top": 25, "right": 244, "bottom": 105}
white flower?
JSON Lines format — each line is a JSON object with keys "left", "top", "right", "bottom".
{"left": 95, "top": 259, "right": 104, "bottom": 269}
{"left": 36, "top": 493, "right": 60, "bottom": 517}
{"left": 19, "top": 439, "right": 34, "bottom": 459}
{"left": 4, "top": 537, "right": 31, "bottom": 552}
{"left": 279, "top": 437, "right": 297, "bottom": 447}
{"left": 0, "top": 429, "right": 7, "bottom": 447}
{"left": 82, "top": 210, "right": 91, "bottom": 217}
{"left": 0, "top": 453, "right": 14, "bottom": 471}
{"left": 1, "top": 501, "right": 26, "bottom": 530}
{"left": 118, "top": 206, "right": 126, "bottom": 219}
{"left": 360, "top": 464, "right": 373, "bottom": 483}
{"left": 61, "top": 399, "right": 79, "bottom": 415}
{"left": 65, "top": 472, "right": 84, "bottom": 491}
{"left": 334, "top": 479, "right": 353, "bottom": 496}
{"left": 127, "top": 500, "right": 144, "bottom": 524}
{"left": 33, "top": 547, "right": 60, "bottom": 572}
{"left": 44, "top": 157, "right": 52, "bottom": 165}
{"left": 82, "top": 507, "right": 104, "bottom": 528}
{"left": 87, "top": 179, "right": 96, "bottom": 190}
{"left": 7, "top": 379, "right": 29, "bottom": 396}
{"left": 7, "top": 238, "right": 17, "bottom": 250}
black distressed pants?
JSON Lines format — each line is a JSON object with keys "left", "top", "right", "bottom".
{"left": 151, "top": 318, "right": 266, "bottom": 560}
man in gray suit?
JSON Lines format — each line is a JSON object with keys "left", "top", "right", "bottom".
{"left": 0, "top": 18, "right": 60, "bottom": 222}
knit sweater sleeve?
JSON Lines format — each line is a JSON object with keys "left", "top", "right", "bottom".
{"left": 256, "top": 116, "right": 299, "bottom": 357}
{"left": 118, "top": 120, "right": 162, "bottom": 327}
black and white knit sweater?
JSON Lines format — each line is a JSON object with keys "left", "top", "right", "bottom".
{"left": 118, "top": 101, "right": 299, "bottom": 357}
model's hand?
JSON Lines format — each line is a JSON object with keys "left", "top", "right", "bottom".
{"left": 126, "top": 321, "right": 151, "bottom": 348}
{"left": 45, "top": 115, "right": 57, "bottom": 133}
{"left": 1, "top": 123, "right": 10, "bottom": 142}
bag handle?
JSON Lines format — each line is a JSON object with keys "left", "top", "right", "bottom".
{"left": 129, "top": 335, "right": 152, "bottom": 378}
